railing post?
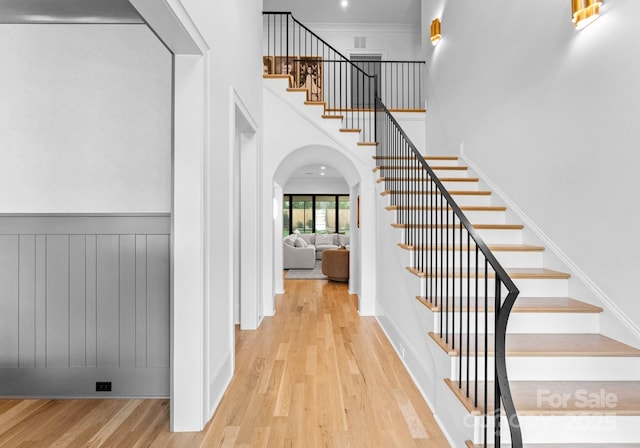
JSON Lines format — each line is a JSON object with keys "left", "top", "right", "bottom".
{"left": 286, "top": 13, "right": 289, "bottom": 71}
{"left": 374, "top": 74, "right": 379, "bottom": 144}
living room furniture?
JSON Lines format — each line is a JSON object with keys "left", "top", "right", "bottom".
{"left": 283, "top": 233, "right": 350, "bottom": 269}
{"left": 321, "top": 248, "right": 349, "bottom": 282}
{"left": 283, "top": 234, "right": 315, "bottom": 269}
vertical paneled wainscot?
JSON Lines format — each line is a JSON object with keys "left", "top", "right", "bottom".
{"left": 0, "top": 215, "right": 170, "bottom": 397}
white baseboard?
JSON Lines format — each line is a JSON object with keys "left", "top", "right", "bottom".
{"left": 459, "top": 151, "right": 640, "bottom": 345}
{"left": 375, "top": 303, "right": 457, "bottom": 448}
{"left": 208, "top": 352, "right": 233, "bottom": 423}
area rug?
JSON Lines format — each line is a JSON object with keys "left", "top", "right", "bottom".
{"left": 285, "top": 260, "right": 327, "bottom": 280}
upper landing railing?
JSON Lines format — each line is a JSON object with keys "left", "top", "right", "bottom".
{"left": 262, "top": 11, "right": 523, "bottom": 447}
{"left": 263, "top": 12, "right": 425, "bottom": 142}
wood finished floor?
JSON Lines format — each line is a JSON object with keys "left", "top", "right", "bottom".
{"left": 0, "top": 279, "right": 449, "bottom": 447}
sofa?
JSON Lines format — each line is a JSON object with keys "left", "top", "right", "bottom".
{"left": 283, "top": 233, "right": 350, "bottom": 269}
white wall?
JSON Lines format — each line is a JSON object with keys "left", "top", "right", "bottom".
{"left": 174, "top": 0, "right": 264, "bottom": 427}
{"left": 284, "top": 177, "right": 349, "bottom": 194}
{"left": 309, "top": 22, "right": 422, "bottom": 61}
{"left": 263, "top": 79, "right": 378, "bottom": 314}
{"left": 0, "top": 25, "right": 171, "bottom": 213}
{"left": 422, "top": 0, "right": 640, "bottom": 340}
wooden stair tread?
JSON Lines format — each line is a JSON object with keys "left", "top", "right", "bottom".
{"left": 430, "top": 332, "right": 640, "bottom": 357}
{"left": 408, "top": 267, "right": 569, "bottom": 280}
{"left": 382, "top": 190, "right": 491, "bottom": 196}
{"left": 451, "top": 379, "right": 640, "bottom": 416}
{"left": 263, "top": 73, "right": 294, "bottom": 87}
{"left": 416, "top": 296, "right": 603, "bottom": 313}
{"left": 358, "top": 142, "right": 379, "bottom": 146}
{"left": 286, "top": 87, "right": 307, "bottom": 92}
{"left": 386, "top": 205, "right": 507, "bottom": 212}
{"left": 322, "top": 114, "right": 343, "bottom": 119}
{"left": 395, "top": 223, "right": 523, "bottom": 230}
{"left": 399, "top": 243, "right": 545, "bottom": 252}
{"left": 339, "top": 128, "right": 362, "bottom": 133}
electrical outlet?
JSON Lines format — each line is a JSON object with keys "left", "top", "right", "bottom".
{"left": 96, "top": 381, "right": 112, "bottom": 392}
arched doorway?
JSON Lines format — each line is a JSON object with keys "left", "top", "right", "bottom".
{"left": 271, "top": 145, "right": 366, "bottom": 312}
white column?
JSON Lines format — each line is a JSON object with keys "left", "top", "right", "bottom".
{"left": 171, "top": 54, "right": 206, "bottom": 432}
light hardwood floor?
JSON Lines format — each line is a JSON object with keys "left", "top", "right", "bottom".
{"left": 0, "top": 279, "right": 449, "bottom": 447}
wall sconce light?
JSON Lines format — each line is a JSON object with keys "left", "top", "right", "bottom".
{"left": 572, "top": 0, "right": 602, "bottom": 29}
{"left": 430, "top": 18, "right": 441, "bottom": 46}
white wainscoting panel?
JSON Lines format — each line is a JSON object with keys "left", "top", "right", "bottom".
{"left": 0, "top": 214, "right": 170, "bottom": 397}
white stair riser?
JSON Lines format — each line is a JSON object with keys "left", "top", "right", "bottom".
{"left": 417, "top": 277, "right": 568, "bottom": 299}
{"left": 379, "top": 168, "right": 471, "bottom": 179}
{"left": 404, "top": 250, "right": 543, "bottom": 269}
{"left": 450, "top": 357, "right": 640, "bottom": 382}
{"left": 386, "top": 193, "right": 492, "bottom": 207}
{"left": 378, "top": 159, "right": 461, "bottom": 167}
{"left": 433, "top": 312, "right": 600, "bottom": 335}
{"left": 518, "top": 415, "right": 640, "bottom": 444}
{"left": 469, "top": 415, "right": 640, "bottom": 445}
{"left": 398, "top": 227, "right": 523, "bottom": 245}
{"left": 379, "top": 179, "right": 480, "bottom": 191}
{"left": 391, "top": 210, "right": 506, "bottom": 225}
{"left": 425, "top": 158, "right": 460, "bottom": 167}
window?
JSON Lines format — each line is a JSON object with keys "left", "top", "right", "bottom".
{"left": 283, "top": 194, "right": 350, "bottom": 235}
{"left": 315, "top": 195, "right": 336, "bottom": 233}
{"left": 290, "top": 195, "right": 313, "bottom": 234}
{"left": 282, "top": 197, "right": 290, "bottom": 237}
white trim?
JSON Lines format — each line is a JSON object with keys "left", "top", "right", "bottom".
{"left": 231, "top": 87, "right": 261, "bottom": 332}
{"left": 375, "top": 306, "right": 456, "bottom": 448}
{"left": 201, "top": 50, "right": 212, "bottom": 427}
{"left": 348, "top": 49, "right": 389, "bottom": 60}
{"left": 129, "top": 0, "right": 207, "bottom": 55}
{"left": 460, "top": 151, "right": 640, "bottom": 344}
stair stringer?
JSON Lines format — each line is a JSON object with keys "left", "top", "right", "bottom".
{"left": 264, "top": 78, "right": 374, "bottom": 166}
{"left": 374, "top": 176, "right": 471, "bottom": 448}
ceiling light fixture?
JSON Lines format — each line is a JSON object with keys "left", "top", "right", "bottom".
{"left": 430, "top": 18, "right": 441, "bottom": 46}
{"left": 341, "top": 0, "right": 349, "bottom": 8}
{"left": 572, "top": 0, "right": 602, "bottom": 29}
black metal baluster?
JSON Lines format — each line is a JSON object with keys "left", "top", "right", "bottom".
{"left": 449, "top": 204, "right": 453, "bottom": 350}
{"left": 495, "top": 278, "right": 502, "bottom": 446}
{"left": 484, "top": 257, "right": 489, "bottom": 445}
{"left": 475, "top": 245, "right": 479, "bottom": 409}
{"left": 466, "top": 232, "right": 471, "bottom": 398}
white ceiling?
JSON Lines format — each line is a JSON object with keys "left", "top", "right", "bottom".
{"left": 0, "top": 0, "right": 143, "bottom": 24}
{"left": 0, "top": 0, "right": 420, "bottom": 25}
{"left": 289, "top": 164, "right": 344, "bottom": 181}
{"left": 263, "top": 0, "right": 421, "bottom": 25}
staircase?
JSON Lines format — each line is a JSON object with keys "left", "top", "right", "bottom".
{"left": 263, "top": 11, "right": 640, "bottom": 447}
{"left": 375, "top": 152, "right": 640, "bottom": 446}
